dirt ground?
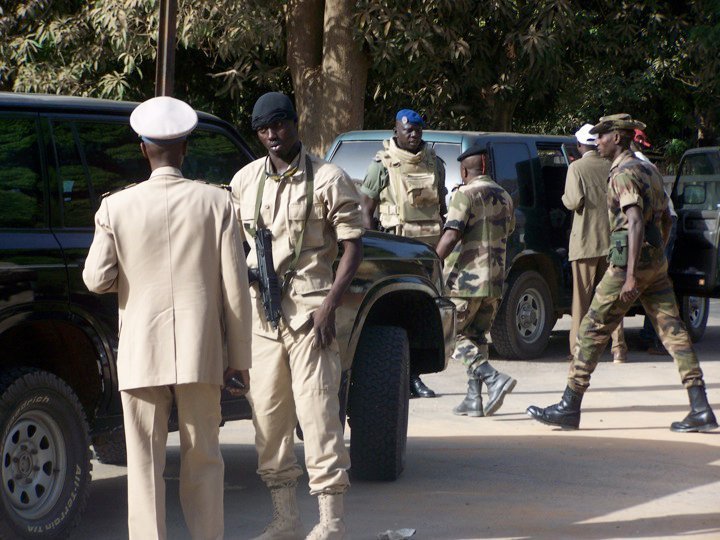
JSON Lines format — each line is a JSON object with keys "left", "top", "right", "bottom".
{"left": 75, "top": 308, "right": 720, "bottom": 540}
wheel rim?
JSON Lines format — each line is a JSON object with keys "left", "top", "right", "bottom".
{"left": 687, "top": 296, "right": 706, "bottom": 329}
{"left": 2, "top": 410, "right": 67, "bottom": 520}
{"left": 515, "top": 287, "right": 546, "bottom": 343}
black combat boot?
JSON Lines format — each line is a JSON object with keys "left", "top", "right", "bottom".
{"left": 453, "top": 379, "right": 483, "bottom": 417}
{"left": 472, "top": 361, "right": 517, "bottom": 416}
{"left": 526, "top": 386, "right": 583, "bottom": 430}
{"left": 410, "top": 372, "right": 436, "bottom": 398}
{"left": 670, "top": 386, "right": 718, "bottom": 433}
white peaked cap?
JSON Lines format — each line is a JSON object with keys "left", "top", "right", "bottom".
{"left": 575, "top": 123, "right": 597, "bottom": 146}
{"left": 130, "top": 96, "right": 198, "bottom": 141}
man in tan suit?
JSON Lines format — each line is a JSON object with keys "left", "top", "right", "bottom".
{"left": 563, "top": 123, "right": 627, "bottom": 363}
{"left": 83, "top": 96, "right": 252, "bottom": 540}
{"left": 231, "top": 92, "right": 363, "bottom": 540}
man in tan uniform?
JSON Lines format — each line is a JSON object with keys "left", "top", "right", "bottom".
{"left": 359, "top": 108, "right": 447, "bottom": 398}
{"left": 562, "top": 123, "right": 627, "bottom": 363}
{"left": 231, "top": 92, "right": 363, "bottom": 540}
{"left": 83, "top": 96, "right": 252, "bottom": 539}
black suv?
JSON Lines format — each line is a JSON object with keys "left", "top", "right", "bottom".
{"left": 0, "top": 94, "right": 454, "bottom": 539}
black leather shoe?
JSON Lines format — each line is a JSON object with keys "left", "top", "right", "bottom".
{"left": 670, "top": 385, "right": 718, "bottom": 432}
{"left": 453, "top": 379, "right": 483, "bottom": 416}
{"left": 410, "top": 374, "right": 436, "bottom": 398}
{"left": 526, "top": 386, "right": 583, "bottom": 430}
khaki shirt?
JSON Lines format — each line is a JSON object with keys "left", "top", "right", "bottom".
{"left": 562, "top": 150, "right": 612, "bottom": 261}
{"left": 443, "top": 175, "right": 515, "bottom": 298}
{"left": 230, "top": 147, "right": 363, "bottom": 337}
{"left": 83, "top": 167, "right": 252, "bottom": 391}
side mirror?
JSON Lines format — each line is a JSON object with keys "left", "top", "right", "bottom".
{"left": 683, "top": 184, "right": 706, "bottom": 205}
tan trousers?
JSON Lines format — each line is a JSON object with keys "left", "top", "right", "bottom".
{"left": 248, "top": 323, "right": 350, "bottom": 495}
{"left": 571, "top": 257, "right": 626, "bottom": 355}
{"left": 121, "top": 384, "right": 224, "bottom": 540}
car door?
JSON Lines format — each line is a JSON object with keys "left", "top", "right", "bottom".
{"left": 670, "top": 149, "right": 720, "bottom": 296}
{"left": 0, "top": 113, "right": 69, "bottom": 325}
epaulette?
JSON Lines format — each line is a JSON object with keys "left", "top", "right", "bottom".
{"left": 193, "top": 179, "right": 229, "bottom": 190}
{"left": 102, "top": 182, "right": 137, "bottom": 198}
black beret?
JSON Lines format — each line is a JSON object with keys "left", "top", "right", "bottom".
{"left": 457, "top": 143, "right": 487, "bottom": 162}
{"left": 251, "top": 92, "right": 297, "bottom": 131}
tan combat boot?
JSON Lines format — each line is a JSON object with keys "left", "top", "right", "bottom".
{"left": 251, "top": 486, "right": 304, "bottom": 540}
{"left": 305, "top": 493, "right": 345, "bottom": 540}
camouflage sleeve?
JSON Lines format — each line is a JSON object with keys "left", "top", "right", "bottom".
{"left": 436, "top": 157, "right": 447, "bottom": 215}
{"left": 612, "top": 170, "right": 643, "bottom": 211}
{"left": 359, "top": 160, "right": 387, "bottom": 200}
{"left": 444, "top": 190, "right": 471, "bottom": 233}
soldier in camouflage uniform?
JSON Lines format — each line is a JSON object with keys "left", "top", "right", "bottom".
{"left": 360, "top": 108, "right": 447, "bottom": 398}
{"left": 527, "top": 114, "right": 717, "bottom": 433}
{"left": 436, "top": 144, "right": 517, "bottom": 417}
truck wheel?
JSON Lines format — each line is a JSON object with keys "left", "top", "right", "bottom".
{"left": 491, "top": 271, "right": 554, "bottom": 359}
{"left": 92, "top": 426, "right": 127, "bottom": 465}
{"left": 0, "top": 368, "right": 91, "bottom": 539}
{"left": 348, "top": 326, "right": 409, "bottom": 481}
{"left": 680, "top": 295, "right": 709, "bottom": 343}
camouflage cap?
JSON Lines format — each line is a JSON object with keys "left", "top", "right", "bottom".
{"left": 589, "top": 113, "right": 646, "bottom": 135}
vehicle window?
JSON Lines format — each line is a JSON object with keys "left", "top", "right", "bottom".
{"left": 537, "top": 146, "right": 567, "bottom": 167}
{"left": 432, "top": 142, "right": 462, "bottom": 193}
{"left": 0, "top": 117, "right": 45, "bottom": 228}
{"left": 184, "top": 128, "right": 251, "bottom": 185}
{"left": 675, "top": 152, "right": 720, "bottom": 211}
{"left": 49, "top": 122, "right": 94, "bottom": 227}
{"left": 492, "top": 143, "right": 533, "bottom": 206}
{"left": 327, "top": 140, "right": 384, "bottom": 182}
{"left": 76, "top": 122, "right": 147, "bottom": 194}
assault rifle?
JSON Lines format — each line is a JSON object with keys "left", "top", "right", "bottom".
{"left": 247, "top": 228, "right": 283, "bottom": 329}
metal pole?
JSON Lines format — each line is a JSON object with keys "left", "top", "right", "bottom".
{"left": 155, "top": 0, "right": 177, "bottom": 97}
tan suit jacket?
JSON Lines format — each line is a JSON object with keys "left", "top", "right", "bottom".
{"left": 83, "top": 166, "right": 252, "bottom": 391}
{"left": 562, "top": 150, "right": 612, "bottom": 261}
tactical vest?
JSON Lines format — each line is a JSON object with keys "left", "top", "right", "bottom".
{"left": 376, "top": 139, "right": 442, "bottom": 246}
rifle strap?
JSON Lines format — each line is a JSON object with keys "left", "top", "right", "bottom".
{"left": 249, "top": 153, "right": 315, "bottom": 292}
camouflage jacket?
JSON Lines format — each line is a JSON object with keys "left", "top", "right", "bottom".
{"left": 443, "top": 175, "right": 515, "bottom": 298}
{"left": 607, "top": 150, "right": 668, "bottom": 235}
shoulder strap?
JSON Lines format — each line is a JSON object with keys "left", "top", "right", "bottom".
{"left": 283, "top": 155, "right": 315, "bottom": 291}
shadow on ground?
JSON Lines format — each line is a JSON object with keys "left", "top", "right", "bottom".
{"left": 72, "top": 432, "right": 720, "bottom": 540}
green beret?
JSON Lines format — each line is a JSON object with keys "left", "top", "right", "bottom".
{"left": 589, "top": 113, "right": 646, "bottom": 135}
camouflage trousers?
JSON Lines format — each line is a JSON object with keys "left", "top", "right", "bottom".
{"left": 569, "top": 255, "right": 704, "bottom": 393}
{"left": 449, "top": 297, "right": 500, "bottom": 367}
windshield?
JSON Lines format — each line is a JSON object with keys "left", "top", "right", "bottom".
{"left": 328, "top": 140, "right": 383, "bottom": 182}
{"left": 675, "top": 151, "right": 720, "bottom": 210}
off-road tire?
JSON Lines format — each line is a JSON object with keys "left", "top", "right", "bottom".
{"left": 491, "top": 270, "right": 555, "bottom": 359}
{"left": 92, "top": 426, "right": 127, "bottom": 465}
{"left": 680, "top": 295, "right": 709, "bottom": 343}
{"left": 348, "top": 326, "right": 409, "bottom": 481}
{"left": 0, "top": 368, "right": 92, "bottom": 539}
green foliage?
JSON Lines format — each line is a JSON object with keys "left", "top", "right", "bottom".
{"left": 1, "top": 0, "right": 718, "bottom": 151}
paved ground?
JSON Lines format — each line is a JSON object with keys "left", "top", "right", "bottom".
{"left": 73, "top": 306, "right": 720, "bottom": 540}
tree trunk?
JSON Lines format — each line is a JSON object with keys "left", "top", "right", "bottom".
{"left": 287, "top": 0, "right": 369, "bottom": 156}
{"left": 485, "top": 93, "right": 517, "bottom": 132}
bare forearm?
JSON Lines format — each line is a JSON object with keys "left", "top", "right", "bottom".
{"left": 436, "top": 229, "right": 462, "bottom": 260}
